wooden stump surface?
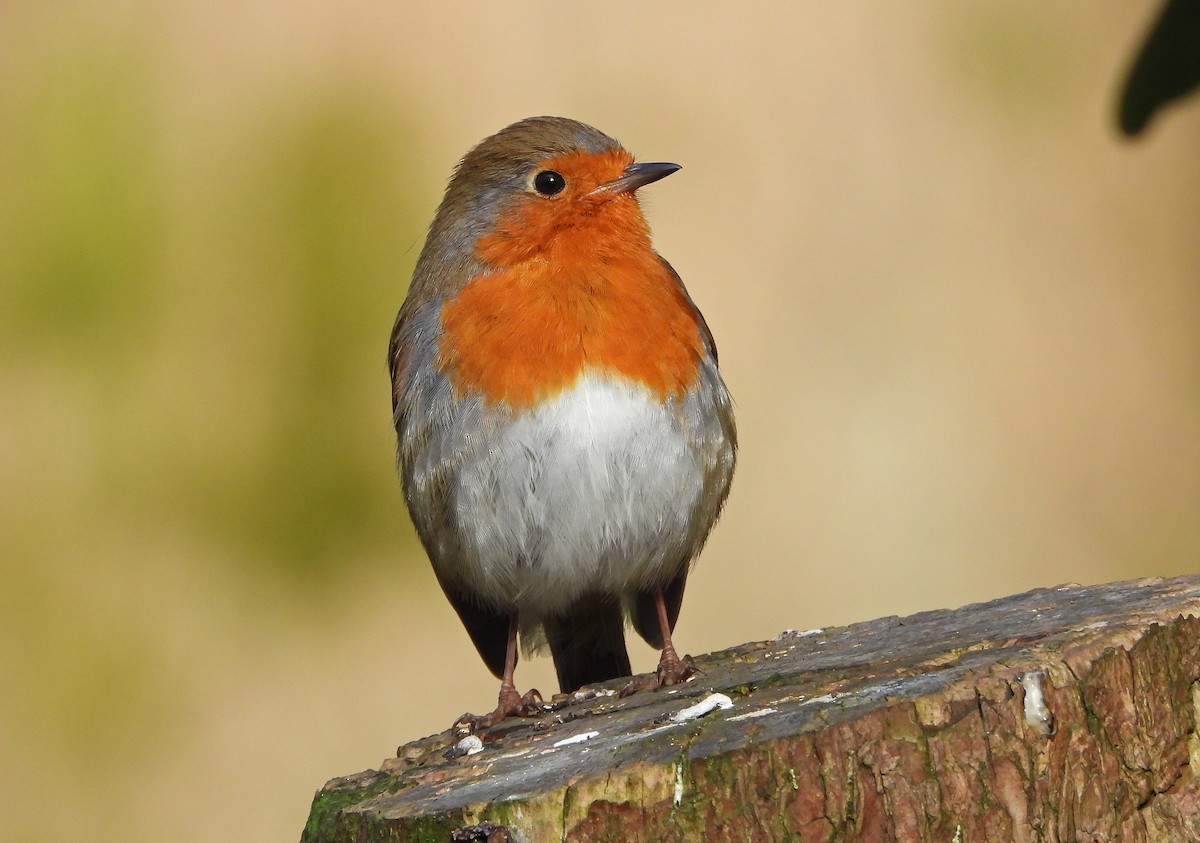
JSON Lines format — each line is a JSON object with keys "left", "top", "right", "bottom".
{"left": 302, "top": 575, "right": 1200, "bottom": 842}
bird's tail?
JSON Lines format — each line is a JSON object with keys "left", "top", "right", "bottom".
{"left": 544, "top": 597, "right": 631, "bottom": 694}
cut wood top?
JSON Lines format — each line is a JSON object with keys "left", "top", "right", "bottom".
{"left": 302, "top": 575, "right": 1200, "bottom": 843}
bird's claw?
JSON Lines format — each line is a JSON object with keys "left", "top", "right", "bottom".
{"left": 659, "top": 652, "right": 699, "bottom": 686}
{"left": 618, "top": 652, "right": 699, "bottom": 697}
{"left": 452, "top": 688, "right": 545, "bottom": 736}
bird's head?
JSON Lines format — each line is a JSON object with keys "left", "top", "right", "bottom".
{"left": 422, "top": 116, "right": 679, "bottom": 273}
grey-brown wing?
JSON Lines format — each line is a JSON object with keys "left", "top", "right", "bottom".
{"left": 389, "top": 299, "right": 510, "bottom": 677}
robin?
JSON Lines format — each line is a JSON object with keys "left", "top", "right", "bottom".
{"left": 389, "top": 116, "right": 736, "bottom": 729}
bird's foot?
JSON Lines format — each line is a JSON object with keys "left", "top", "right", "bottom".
{"left": 452, "top": 687, "right": 545, "bottom": 736}
{"left": 619, "top": 649, "right": 699, "bottom": 697}
{"left": 657, "top": 651, "right": 699, "bottom": 686}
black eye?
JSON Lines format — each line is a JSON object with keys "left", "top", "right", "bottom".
{"left": 533, "top": 170, "right": 566, "bottom": 196}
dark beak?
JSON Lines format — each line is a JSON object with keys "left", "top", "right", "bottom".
{"left": 592, "top": 161, "right": 681, "bottom": 195}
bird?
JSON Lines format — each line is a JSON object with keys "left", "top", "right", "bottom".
{"left": 388, "top": 116, "right": 736, "bottom": 729}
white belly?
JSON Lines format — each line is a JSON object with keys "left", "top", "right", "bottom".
{"left": 450, "top": 371, "right": 704, "bottom": 616}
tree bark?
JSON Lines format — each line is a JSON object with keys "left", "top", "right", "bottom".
{"left": 301, "top": 575, "right": 1200, "bottom": 842}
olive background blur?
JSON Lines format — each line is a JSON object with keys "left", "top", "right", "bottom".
{"left": 2, "top": 3, "right": 1197, "bottom": 841}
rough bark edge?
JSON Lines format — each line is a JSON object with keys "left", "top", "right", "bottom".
{"left": 303, "top": 598, "right": 1200, "bottom": 842}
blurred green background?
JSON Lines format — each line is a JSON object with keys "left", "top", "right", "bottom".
{"left": 2, "top": 3, "right": 1197, "bottom": 841}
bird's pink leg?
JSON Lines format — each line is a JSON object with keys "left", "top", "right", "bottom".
{"left": 453, "top": 614, "right": 543, "bottom": 733}
{"left": 621, "top": 587, "right": 697, "bottom": 696}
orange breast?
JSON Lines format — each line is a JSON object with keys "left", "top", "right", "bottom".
{"left": 438, "top": 215, "right": 703, "bottom": 408}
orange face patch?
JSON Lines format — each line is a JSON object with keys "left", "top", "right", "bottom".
{"left": 472, "top": 148, "right": 638, "bottom": 267}
{"left": 437, "top": 150, "right": 702, "bottom": 407}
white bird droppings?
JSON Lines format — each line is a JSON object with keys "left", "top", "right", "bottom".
{"left": 448, "top": 735, "right": 483, "bottom": 757}
{"left": 775, "top": 628, "right": 823, "bottom": 640}
{"left": 1019, "top": 670, "right": 1056, "bottom": 736}
{"left": 726, "top": 707, "right": 778, "bottom": 722}
{"left": 801, "top": 693, "right": 840, "bottom": 706}
{"left": 671, "top": 692, "right": 734, "bottom": 722}
{"left": 552, "top": 730, "right": 599, "bottom": 747}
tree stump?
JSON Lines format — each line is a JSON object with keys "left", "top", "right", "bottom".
{"left": 301, "top": 575, "right": 1200, "bottom": 842}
